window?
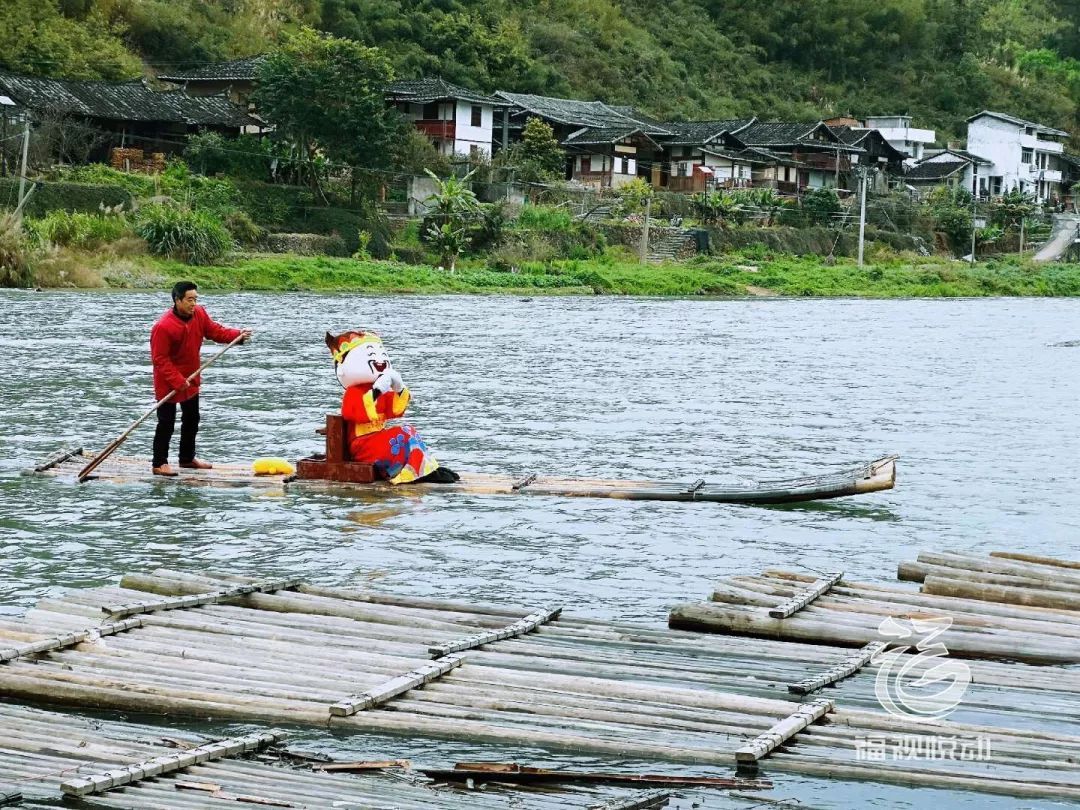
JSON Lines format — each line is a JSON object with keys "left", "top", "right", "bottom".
{"left": 580, "top": 156, "right": 589, "bottom": 173}
{"left": 1022, "top": 148, "right": 1033, "bottom": 164}
{"left": 422, "top": 102, "right": 438, "bottom": 120}
{"left": 620, "top": 156, "right": 628, "bottom": 174}
{"left": 471, "top": 105, "right": 482, "bottom": 127}
{"left": 470, "top": 144, "right": 481, "bottom": 159}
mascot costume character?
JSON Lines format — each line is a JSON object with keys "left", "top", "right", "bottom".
{"left": 326, "top": 330, "right": 459, "bottom": 485}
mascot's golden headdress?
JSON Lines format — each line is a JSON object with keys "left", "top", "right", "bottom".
{"left": 325, "top": 330, "right": 382, "bottom": 365}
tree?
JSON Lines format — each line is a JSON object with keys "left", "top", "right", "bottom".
{"left": 496, "top": 117, "right": 566, "bottom": 183}
{"left": 253, "top": 27, "right": 405, "bottom": 195}
{"left": 423, "top": 168, "right": 479, "bottom": 271}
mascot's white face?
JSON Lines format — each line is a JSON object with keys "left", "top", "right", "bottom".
{"left": 329, "top": 332, "right": 392, "bottom": 388}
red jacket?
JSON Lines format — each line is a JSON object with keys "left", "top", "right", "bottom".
{"left": 150, "top": 305, "right": 241, "bottom": 401}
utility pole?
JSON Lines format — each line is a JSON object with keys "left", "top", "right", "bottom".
{"left": 969, "top": 194, "right": 977, "bottom": 265}
{"left": 857, "top": 167, "right": 868, "bottom": 267}
{"left": 15, "top": 115, "right": 30, "bottom": 221}
{"left": 1019, "top": 217, "right": 1025, "bottom": 255}
{"left": 639, "top": 194, "right": 652, "bottom": 264}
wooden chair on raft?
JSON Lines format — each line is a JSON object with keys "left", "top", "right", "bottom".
{"left": 295, "top": 414, "right": 376, "bottom": 483}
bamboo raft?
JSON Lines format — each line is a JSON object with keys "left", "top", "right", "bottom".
{"left": 669, "top": 551, "right": 1080, "bottom": 666}
{"left": 0, "top": 703, "right": 662, "bottom": 809}
{"left": 30, "top": 447, "right": 898, "bottom": 505}
{"left": 1, "top": 569, "right": 1078, "bottom": 800}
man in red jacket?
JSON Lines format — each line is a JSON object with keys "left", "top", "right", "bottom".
{"left": 150, "top": 281, "right": 252, "bottom": 476}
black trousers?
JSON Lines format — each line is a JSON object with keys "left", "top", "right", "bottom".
{"left": 152, "top": 395, "right": 200, "bottom": 467}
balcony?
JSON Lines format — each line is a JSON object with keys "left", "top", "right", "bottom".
{"left": 414, "top": 119, "right": 455, "bottom": 140}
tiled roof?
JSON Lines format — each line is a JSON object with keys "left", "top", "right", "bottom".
{"left": 609, "top": 105, "right": 672, "bottom": 131}
{"left": 158, "top": 55, "right": 266, "bottom": 83}
{"left": 966, "top": 110, "right": 1069, "bottom": 138}
{"left": 699, "top": 145, "right": 770, "bottom": 164}
{"left": 740, "top": 120, "right": 863, "bottom": 152}
{"left": 0, "top": 72, "right": 256, "bottom": 126}
{"left": 918, "top": 148, "right": 991, "bottom": 166}
{"left": 562, "top": 126, "right": 652, "bottom": 146}
{"left": 664, "top": 118, "right": 756, "bottom": 146}
{"left": 905, "top": 160, "right": 968, "bottom": 181}
{"left": 386, "top": 77, "right": 506, "bottom": 106}
{"left": 496, "top": 91, "right": 671, "bottom": 135}
{"left": 829, "top": 126, "right": 870, "bottom": 146}
{"left": 740, "top": 121, "right": 827, "bottom": 146}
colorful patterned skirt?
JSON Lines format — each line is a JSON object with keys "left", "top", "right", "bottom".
{"left": 348, "top": 423, "right": 439, "bottom": 484}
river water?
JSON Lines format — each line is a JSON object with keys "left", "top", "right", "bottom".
{"left": 1, "top": 290, "right": 1078, "bottom": 808}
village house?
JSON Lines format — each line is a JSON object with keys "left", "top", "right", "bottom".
{"left": 494, "top": 92, "right": 672, "bottom": 188}
{"left": 859, "top": 115, "right": 936, "bottom": 165}
{"left": 965, "top": 110, "right": 1069, "bottom": 202}
{"left": 662, "top": 119, "right": 760, "bottom": 192}
{"left": 828, "top": 126, "right": 909, "bottom": 190}
{"left": 903, "top": 147, "right": 991, "bottom": 196}
{"left": 387, "top": 77, "right": 507, "bottom": 160}
{"left": 735, "top": 121, "right": 865, "bottom": 191}
{"left": 158, "top": 56, "right": 266, "bottom": 108}
{"left": 0, "top": 70, "right": 257, "bottom": 164}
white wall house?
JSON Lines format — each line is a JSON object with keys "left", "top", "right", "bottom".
{"left": 386, "top": 77, "right": 506, "bottom": 159}
{"left": 966, "top": 111, "right": 1068, "bottom": 202}
{"left": 860, "top": 115, "right": 935, "bottom": 165}
{"left": 905, "top": 148, "right": 990, "bottom": 196}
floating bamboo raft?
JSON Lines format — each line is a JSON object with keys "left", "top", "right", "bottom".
{"left": 30, "top": 449, "right": 898, "bottom": 505}
{"left": 0, "top": 703, "right": 654, "bottom": 809}
{"left": 669, "top": 551, "right": 1080, "bottom": 666}
{"left": 1, "top": 569, "right": 1078, "bottom": 800}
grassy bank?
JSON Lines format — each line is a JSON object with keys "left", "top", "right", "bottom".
{"left": 29, "top": 248, "right": 1080, "bottom": 297}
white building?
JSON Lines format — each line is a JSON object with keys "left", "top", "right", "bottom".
{"left": 965, "top": 111, "right": 1069, "bottom": 202}
{"left": 386, "top": 77, "right": 506, "bottom": 159}
{"left": 860, "top": 115, "right": 936, "bottom": 165}
{"left": 905, "top": 148, "right": 991, "bottom": 196}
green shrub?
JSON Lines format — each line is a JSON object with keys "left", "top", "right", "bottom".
{"left": 51, "top": 164, "right": 156, "bottom": 197}
{"left": 157, "top": 161, "right": 238, "bottom": 216}
{"left": 801, "top": 188, "right": 842, "bottom": 227}
{"left": 28, "top": 211, "right": 131, "bottom": 249}
{"left": 0, "top": 213, "right": 33, "bottom": 287}
{"left": 234, "top": 181, "right": 312, "bottom": 225}
{"left": 0, "top": 178, "right": 133, "bottom": 218}
{"left": 262, "top": 232, "right": 348, "bottom": 256}
{"left": 135, "top": 204, "right": 233, "bottom": 265}
{"left": 516, "top": 205, "right": 574, "bottom": 231}
{"left": 223, "top": 210, "right": 264, "bottom": 245}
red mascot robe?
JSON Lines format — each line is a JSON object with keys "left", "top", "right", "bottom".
{"left": 341, "top": 382, "right": 439, "bottom": 484}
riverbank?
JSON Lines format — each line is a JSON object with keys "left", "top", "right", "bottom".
{"left": 30, "top": 248, "right": 1080, "bottom": 297}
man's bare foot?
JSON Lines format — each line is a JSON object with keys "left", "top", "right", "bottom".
{"left": 152, "top": 464, "right": 179, "bottom": 477}
{"left": 179, "top": 459, "right": 213, "bottom": 470}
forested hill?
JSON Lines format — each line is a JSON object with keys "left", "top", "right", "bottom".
{"left": 4, "top": 0, "right": 1080, "bottom": 142}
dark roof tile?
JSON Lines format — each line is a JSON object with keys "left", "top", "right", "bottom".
{"left": 663, "top": 118, "right": 755, "bottom": 146}
{"left": 158, "top": 55, "right": 266, "bottom": 83}
{"left": 0, "top": 71, "right": 256, "bottom": 127}
{"left": 496, "top": 91, "right": 671, "bottom": 135}
{"left": 905, "top": 160, "right": 968, "bottom": 181}
{"left": 386, "top": 77, "right": 505, "bottom": 106}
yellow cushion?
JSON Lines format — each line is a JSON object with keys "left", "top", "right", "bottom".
{"left": 252, "top": 457, "right": 296, "bottom": 476}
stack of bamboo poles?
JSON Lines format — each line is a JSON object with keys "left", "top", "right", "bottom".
{"left": 670, "top": 558, "right": 1080, "bottom": 666}
{"left": 898, "top": 551, "right": 1080, "bottom": 610}
{"left": 0, "top": 569, "right": 1078, "bottom": 800}
{"left": 0, "top": 702, "right": 642, "bottom": 809}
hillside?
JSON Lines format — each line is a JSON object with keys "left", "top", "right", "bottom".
{"left": 3, "top": 0, "right": 1080, "bottom": 143}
